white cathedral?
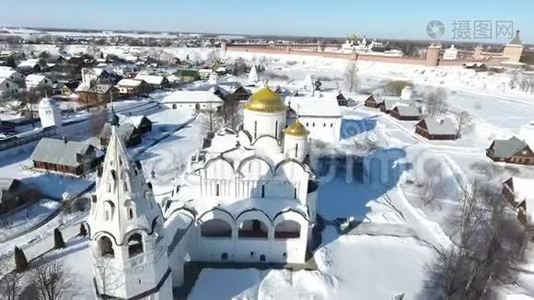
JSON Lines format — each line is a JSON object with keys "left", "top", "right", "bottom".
{"left": 87, "top": 87, "right": 318, "bottom": 299}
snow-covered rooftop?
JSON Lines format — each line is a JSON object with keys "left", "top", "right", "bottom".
{"left": 162, "top": 90, "right": 224, "bottom": 104}
{"left": 287, "top": 95, "right": 341, "bottom": 117}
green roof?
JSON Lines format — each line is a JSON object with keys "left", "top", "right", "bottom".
{"left": 509, "top": 30, "right": 522, "bottom": 45}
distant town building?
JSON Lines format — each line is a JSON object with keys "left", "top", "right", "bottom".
{"left": 503, "top": 30, "right": 524, "bottom": 63}
{"left": 443, "top": 45, "right": 459, "bottom": 60}
{"left": 0, "top": 77, "right": 19, "bottom": 99}
{"left": 115, "top": 79, "right": 152, "bottom": 97}
{"left": 134, "top": 74, "right": 169, "bottom": 89}
{"left": 25, "top": 74, "right": 53, "bottom": 91}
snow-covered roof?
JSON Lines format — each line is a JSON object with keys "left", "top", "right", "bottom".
{"left": 509, "top": 177, "right": 534, "bottom": 203}
{"left": 0, "top": 67, "right": 19, "bottom": 79}
{"left": 25, "top": 74, "right": 48, "bottom": 87}
{"left": 134, "top": 74, "right": 166, "bottom": 85}
{"left": 116, "top": 78, "right": 144, "bottom": 87}
{"left": 419, "top": 117, "right": 457, "bottom": 135}
{"left": 162, "top": 90, "right": 224, "bottom": 104}
{"left": 117, "top": 114, "right": 151, "bottom": 128}
{"left": 491, "top": 136, "right": 528, "bottom": 158}
{"left": 394, "top": 105, "right": 420, "bottom": 117}
{"left": 287, "top": 95, "right": 341, "bottom": 117}
{"left": 31, "top": 138, "right": 94, "bottom": 167}
{"left": 18, "top": 58, "right": 40, "bottom": 68}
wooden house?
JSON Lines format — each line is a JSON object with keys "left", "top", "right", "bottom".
{"left": 390, "top": 105, "right": 421, "bottom": 121}
{"left": 486, "top": 137, "right": 534, "bottom": 165}
{"left": 415, "top": 118, "right": 458, "bottom": 140}
{"left": 116, "top": 79, "right": 152, "bottom": 97}
{"left": 31, "top": 138, "right": 97, "bottom": 175}
{"left": 0, "top": 178, "right": 40, "bottom": 213}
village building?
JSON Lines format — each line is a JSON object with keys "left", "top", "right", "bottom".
{"left": 218, "top": 82, "right": 251, "bottom": 102}
{"left": 161, "top": 90, "right": 224, "bottom": 110}
{"left": 415, "top": 117, "right": 458, "bottom": 140}
{"left": 76, "top": 83, "right": 118, "bottom": 109}
{"left": 175, "top": 68, "right": 200, "bottom": 83}
{"left": 443, "top": 45, "right": 459, "bottom": 60}
{"left": 25, "top": 74, "right": 53, "bottom": 91}
{"left": 486, "top": 136, "right": 534, "bottom": 165}
{"left": 115, "top": 79, "right": 152, "bottom": 97}
{"left": 118, "top": 114, "right": 153, "bottom": 134}
{"left": 99, "top": 122, "right": 142, "bottom": 148}
{"left": 503, "top": 177, "right": 534, "bottom": 226}
{"left": 380, "top": 97, "right": 405, "bottom": 113}
{"left": 38, "top": 97, "right": 62, "bottom": 128}
{"left": 0, "top": 67, "right": 24, "bottom": 85}
{"left": 0, "top": 178, "right": 40, "bottom": 214}
{"left": 0, "top": 77, "right": 19, "bottom": 99}
{"left": 134, "top": 74, "right": 169, "bottom": 89}
{"left": 364, "top": 95, "right": 381, "bottom": 108}
{"left": 31, "top": 138, "right": 97, "bottom": 175}
{"left": 17, "top": 58, "right": 48, "bottom": 74}
{"left": 390, "top": 105, "right": 421, "bottom": 121}
{"left": 287, "top": 94, "right": 342, "bottom": 142}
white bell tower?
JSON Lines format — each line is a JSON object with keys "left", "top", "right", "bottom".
{"left": 87, "top": 115, "right": 173, "bottom": 300}
{"left": 38, "top": 97, "right": 62, "bottom": 128}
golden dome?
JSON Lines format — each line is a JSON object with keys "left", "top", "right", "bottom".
{"left": 284, "top": 120, "right": 309, "bottom": 137}
{"left": 244, "top": 87, "right": 286, "bottom": 113}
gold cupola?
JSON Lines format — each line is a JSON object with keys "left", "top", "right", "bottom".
{"left": 284, "top": 120, "right": 310, "bottom": 137}
{"left": 244, "top": 87, "right": 287, "bottom": 113}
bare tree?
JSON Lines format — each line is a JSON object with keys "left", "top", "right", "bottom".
{"left": 0, "top": 259, "right": 23, "bottom": 300}
{"left": 456, "top": 111, "right": 471, "bottom": 137}
{"left": 344, "top": 62, "right": 359, "bottom": 92}
{"left": 420, "top": 159, "right": 445, "bottom": 206}
{"left": 420, "top": 179, "right": 526, "bottom": 299}
{"left": 424, "top": 88, "right": 448, "bottom": 117}
{"left": 30, "top": 262, "right": 74, "bottom": 300}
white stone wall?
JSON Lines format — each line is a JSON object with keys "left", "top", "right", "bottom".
{"left": 299, "top": 116, "right": 341, "bottom": 142}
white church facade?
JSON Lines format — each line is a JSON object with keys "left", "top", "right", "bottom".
{"left": 87, "top": 87, "right": 318, "bottom": 299}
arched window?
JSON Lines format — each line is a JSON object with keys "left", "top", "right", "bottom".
{"left": 216, "top": 183, "right": 220, "bottom": 196}
{"left": 128, "top": 208, "right": 134, "bottom": 220}
{"left": 295, "top": 143, "right": 299, "bottom": 158}
{"left": 99, "top": 236, "right": 114, "bottom": 258}
{"left": 201, "top": 219, "right": 232, "bottom": 237}
{"left": 261, "top": 184, "right": 265, "bottom": 198}
{"left": 238, "top": 219, "right": 268, "bottom": 239}
{"left": 104, "top": 201, "right": 115, "bottom": 221}
{"left": 274, "top": 220, "right": 301, "bottom": 239}
{"left": 294, "top": 188, "right": 297, "bottom": 199}
{"left": 172, "top": 104, "right": 177, "bottom": 109}
{"left": 254, "top": 121, "right": 258, "bottom": 139}
{"left": 128, "top": 233, "right": 143, "bottom": 257}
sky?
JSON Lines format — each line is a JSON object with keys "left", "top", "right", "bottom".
{"left": 1, "top": 0, "right": 533, "bottom": 43}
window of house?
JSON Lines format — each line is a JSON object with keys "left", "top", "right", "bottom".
{"left": 261, "top": 184, "right": 265, "bottom": 198}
